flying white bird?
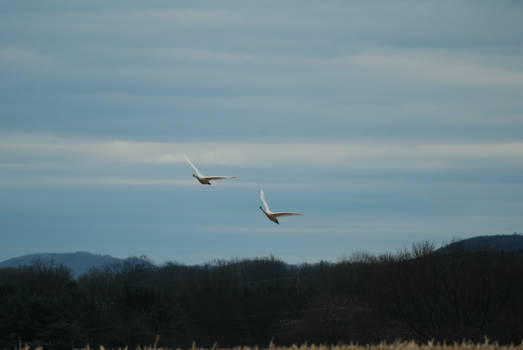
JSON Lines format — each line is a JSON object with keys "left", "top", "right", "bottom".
{"left": 259, "top": 189, "right": 303, "bottom": 225}
{"left": 184, "top": 154, "right": 237, "bottom": 185}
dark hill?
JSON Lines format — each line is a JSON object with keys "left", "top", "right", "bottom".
{"left": 437, "top": 233, "right": 523, "bottom": 254}
{"left": 0, "top": 251, "right": 124, "bottom": 278}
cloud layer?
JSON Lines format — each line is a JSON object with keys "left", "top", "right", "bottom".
{"left": 2, "top": 135, "right": 523, "bottom": 179}
{"left": 1, "top": 1, "right": 522, "bottom": 263}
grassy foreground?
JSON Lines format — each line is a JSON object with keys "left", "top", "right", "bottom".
{"left": 14, "top": 339, "right": 523, "bottom": 350}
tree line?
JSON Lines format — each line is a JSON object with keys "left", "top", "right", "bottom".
{"left": 1, "top": 241, "right": 523, "bottom": 349}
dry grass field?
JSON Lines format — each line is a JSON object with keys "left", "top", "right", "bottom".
{"left": 14, "top": 339, "right": 523, "bottom": 350}
{"left": 135, "top": 341, "right": 523, "bottom": 350}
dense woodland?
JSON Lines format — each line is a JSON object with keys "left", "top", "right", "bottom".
{"left": 1, "top": 241, "right": 523, "bottom": 349}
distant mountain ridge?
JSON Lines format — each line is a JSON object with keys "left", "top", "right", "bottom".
{"left": 0, "top": 251, "right": 125, "bottom": 278}
{"left": 2, "top": 234, "right": 522, "bottom": 278}
{"left": 437, "top": 233, "right": 523, "bottom": 254}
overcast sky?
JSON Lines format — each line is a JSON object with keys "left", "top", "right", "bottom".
{"left": 1, "top": 1, "right": 522, "bottom": 264}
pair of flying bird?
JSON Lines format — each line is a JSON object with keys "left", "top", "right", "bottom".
{"left": 184, "top": 154, "right": 303, "bottom": 225}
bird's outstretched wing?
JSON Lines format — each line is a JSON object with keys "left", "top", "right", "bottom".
{"left": 273, "top": 212, "right": 304, "bottom": 218}
{"left": 206, "top": 176, "right": 237, "bottom": 181}
{"left": 184, "top": 154, "right": 203, "bottom": 177}
{"left": 260, "top": 189, "right": 270, "bottom": 211}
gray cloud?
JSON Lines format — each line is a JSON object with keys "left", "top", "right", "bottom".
{"left": 1, "top": 1, "right": 522, "bottom": 263}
